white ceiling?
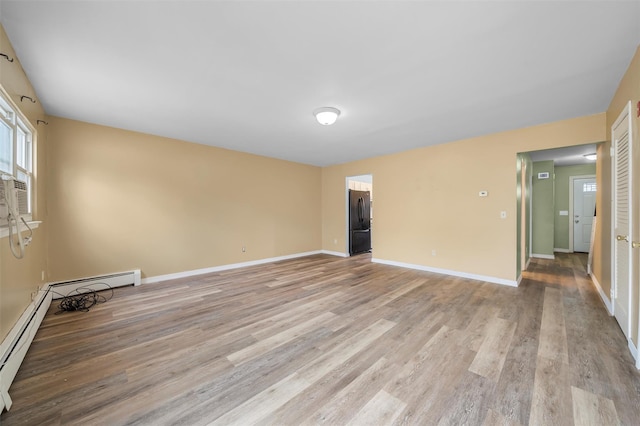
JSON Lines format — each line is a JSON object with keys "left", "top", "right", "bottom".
{"left": 1, "top": 1, "right": 639, "bottom": 167}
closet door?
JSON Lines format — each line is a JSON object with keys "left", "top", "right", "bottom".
{"left": 612, "top": 102, "right": 632, "bottom": 338}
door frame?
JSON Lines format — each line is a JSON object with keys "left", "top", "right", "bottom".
{"left": 345, "top": 174, "right": 373, "bottom": 255}
{"left": 520, "top": 158, "right": 527, "bottom": 271}
{"left": 569, "top": 174, "right": 596, "bottom": 253}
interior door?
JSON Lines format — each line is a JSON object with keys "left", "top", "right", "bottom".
{"left": 612, "top": 105, "right": 632, "bottom": 338}
{"left": 573, "top": 177, "right": 596, "bottom": 253}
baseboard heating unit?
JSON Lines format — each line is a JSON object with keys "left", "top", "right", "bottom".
{"left": 48, "top": 269, "right": 141, "bottom": 299}
{"left": 0, "top": 288, "right": 51, "bottom": 412}
{"left": 0, "top": 269, "right": 140, "bottom": 412}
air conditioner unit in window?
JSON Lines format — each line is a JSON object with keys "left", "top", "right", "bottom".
{"left": 0, "top": 176, "right": 28, "bottom": 218}
{"left": 0, "top": 175, "right": 32, "bottom": 259}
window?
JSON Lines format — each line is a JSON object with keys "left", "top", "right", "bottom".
{"left": 0, "top": 86, "right": 34, "bottom": 218}
{"left": 583, "top": 182, "right": 597, "bottom": 193}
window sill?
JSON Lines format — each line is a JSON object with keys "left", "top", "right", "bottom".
{"left": 0, "top": 220, "right": 41, "bottom": 239}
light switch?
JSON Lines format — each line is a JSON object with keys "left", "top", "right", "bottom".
{"left": 559, "top": 210, "right": 569, "bottom": 216}
{"left": 479, "top": 190, "right": 488, "bottom": 197}
{"left": 500, "top": 211, "right": 507, "bottom": 219}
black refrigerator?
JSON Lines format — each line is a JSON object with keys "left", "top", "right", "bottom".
{"left": 349, "top": 189, "right": 371, "bottom": 255}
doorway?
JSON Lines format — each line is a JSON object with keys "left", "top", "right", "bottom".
{"left": 520, "top": 143, "right": 600, "bottom": 274}
{"left": 346, "top": 174, "right": 373, "bottom": 256}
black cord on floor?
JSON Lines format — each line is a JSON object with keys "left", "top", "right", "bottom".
{"left": 53, "top": 284, "right": 114, "bottom": 314}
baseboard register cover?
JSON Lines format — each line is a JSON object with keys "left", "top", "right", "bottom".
{"left": 0, "top": 269, "right": 140, "bottom": 412}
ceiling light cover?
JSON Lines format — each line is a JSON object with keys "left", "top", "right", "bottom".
{"left": 313, "top": 107, "right": 340, "bottom": 125}
{"left": 584, "top": 153, "right": 597, "bottom": 161}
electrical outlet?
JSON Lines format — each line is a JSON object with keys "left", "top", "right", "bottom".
{"left": 333, "top": 238, "right": 338, "bottom": 245}
{"left": 432, "top": 249, "right": 437, "bottom": 256}
{"left": 242, "top": 246, "right": 246, "bottom": 253}
{"left": 31, "top": 291, "right": 37, "bottom": 301}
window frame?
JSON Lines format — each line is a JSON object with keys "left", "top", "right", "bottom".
{"left": 0, "top": 85, "right": 35, "bottom": 222}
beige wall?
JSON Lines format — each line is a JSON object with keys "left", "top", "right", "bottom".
{"left": 322, "top": 114, "right": 605, "bottom": 282}
{"left": 531, "top": 161, "right": 555, "bottom": 257}
{"left": 600, "top": 45, "right": 640, "bottom": 346}
{"left": 46, "top": 117, "right": 321, "bottom": 281}
{"left": 0, "top": 25, "right": 48, "bottom": 340}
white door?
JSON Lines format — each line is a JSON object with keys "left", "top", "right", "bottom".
{"left": 612, "top": 103, "right": 632, "bottom": 338}
{"left": 573, "top": 177, "right": 596, "bottom": 253}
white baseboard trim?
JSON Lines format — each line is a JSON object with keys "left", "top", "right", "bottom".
{"left": 141, "top": 250, "right": 324, "bottom": 284}
{"left": 525, "top": 257, "right": 531, "bottom": 270}
{"left": 0, "top": 286, "right": 52, "bottom": 412}
{"left": 628, "top": 339, "right": 639, "bottom": 369}
{"left": 589, "top": 273, "right": 613, "bottom": 315}
{"left": 531, "top": 253, "right": 555, "bottom": 259}
{"left": 320, "top": 250, "right": 348, "bottom": 258}
{"left": 517, "top": 273, "right": 523, "bottom": 286}
{"left": 371, "top": 258, "right": 518, "bottom": 287}
{"left": 554, "top": 248, "right": 572, "bottom": 253}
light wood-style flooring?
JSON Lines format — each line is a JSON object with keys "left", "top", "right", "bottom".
{"left": 2, "top": 253, "right": 639, "bottom": 425}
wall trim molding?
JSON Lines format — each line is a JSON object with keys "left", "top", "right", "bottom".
{"left": 553, "top": 248, "right": 572, "bottom": 253}
{"left": 141, "top": 250, "right": 325, "bottom": 284}
{"left": 589, "top": 273, "right": 613, "bottom": 315}
{"left": 371, "top": 258, "right": 518, "bottom": 287}
{"left": 531, "top": 253, "right": 555, "bottom": 259}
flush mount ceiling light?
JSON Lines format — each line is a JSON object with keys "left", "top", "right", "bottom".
{"left": 584, "top": 153, "right": 597, "bottom": 161}
{"left": 313, "top": 107, "right": 340, "bottom": 125}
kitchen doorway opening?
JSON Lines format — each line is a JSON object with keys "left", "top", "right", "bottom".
{"left": 346, "top": 175, "right": 373, "bottom": 256}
